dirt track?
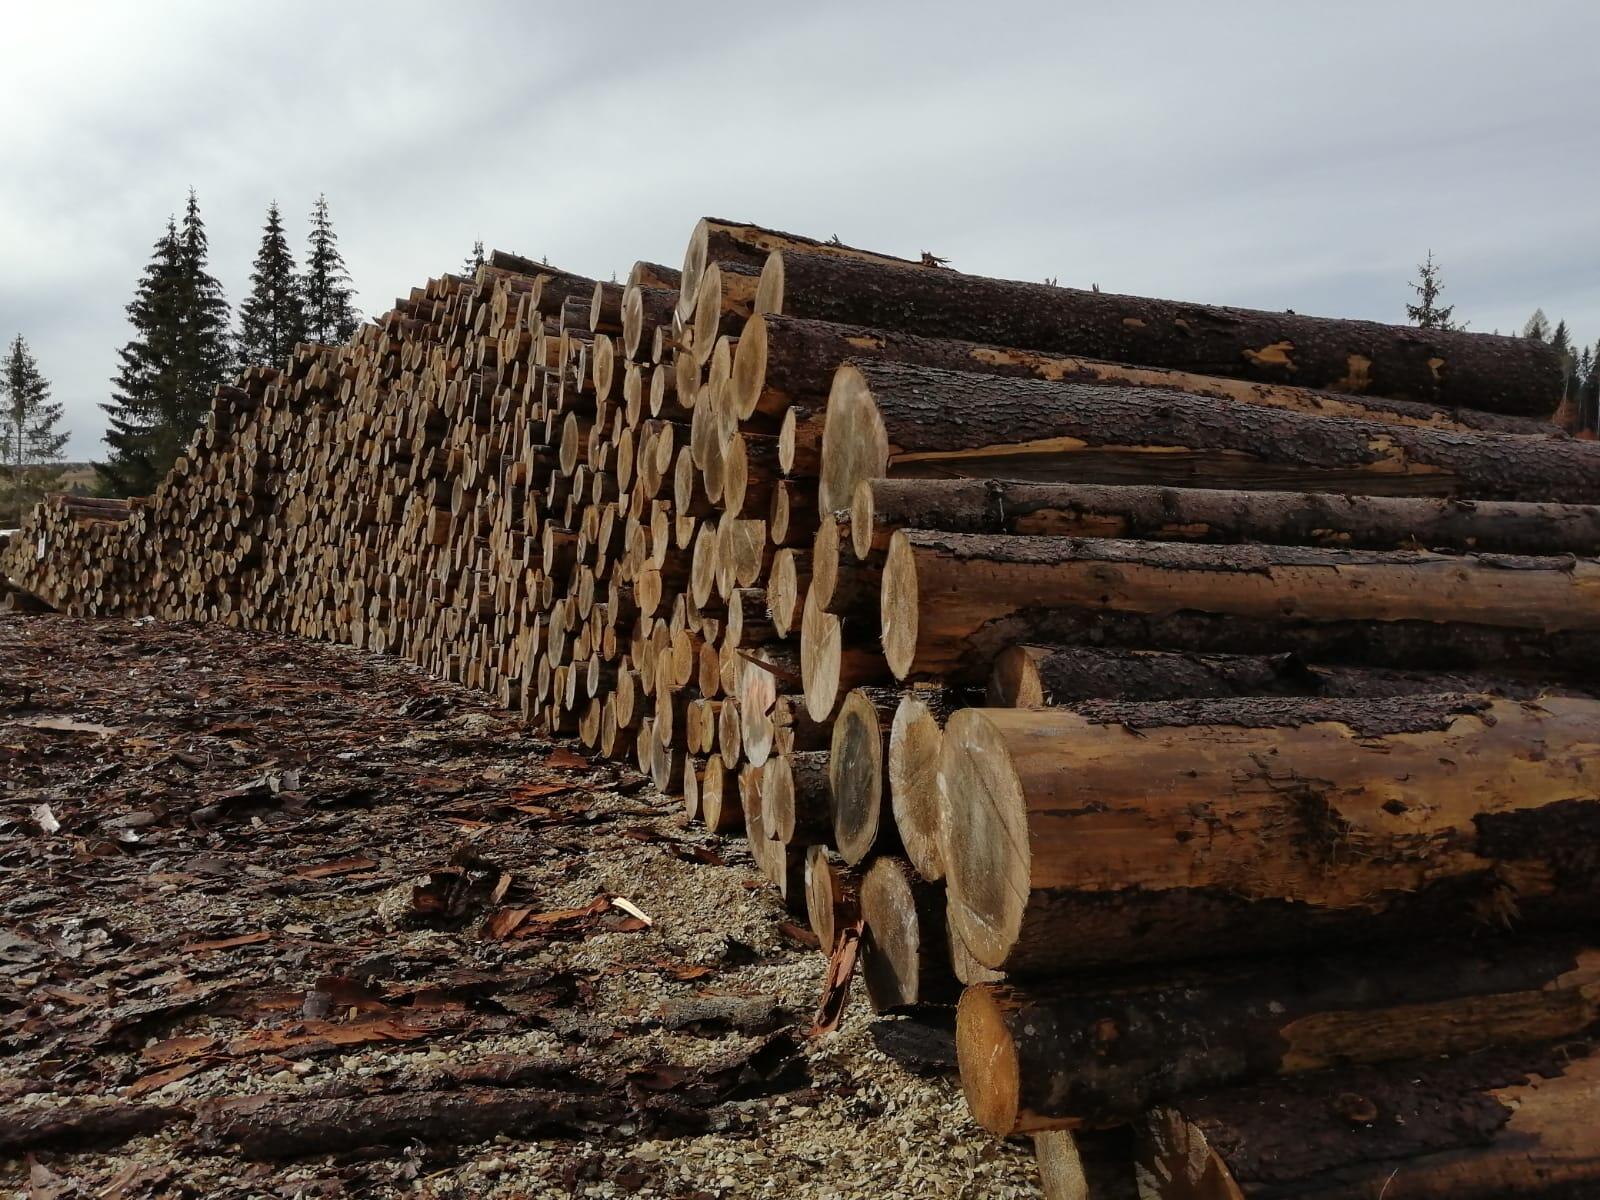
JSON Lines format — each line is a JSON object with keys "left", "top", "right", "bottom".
{"left": 0, "top": 613, "right": 1036, "bottom": 1199}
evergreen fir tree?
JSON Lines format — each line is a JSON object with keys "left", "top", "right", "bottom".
{"left": 1, "top": 334, "right": 67, "bottom": 523}
{"left": 304, "top": 194, "right": 359, "bottom": 344}
{"left": 1404, "top": 250, "right": 1460, "bottom": 330}
{"left": 1523, "top": 309, "right": 1551, "bottom": 342}
{"left": 461, "top": 239, "right": 485, "bottom": 279}
{"left": 1550, "top": 319, "right": 1571, "bottom": 358}
{"left": 98, "top": 192, "right": 233, "bottom": 497}
{"left": 237, "top": 201, "right": 306, "bottom": 368}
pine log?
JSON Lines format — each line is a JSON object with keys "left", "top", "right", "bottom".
{"left": 761, "top": 750, "right": 832, "bottom": 845}
{"left": 828, "top": 687, "right": 903, "bottom": 864}
{"left": 851, "top": 479, "right": 1600, "bottom": 560}
{"left": 731, "top": 313, "right": 1554, "bottom": 434}
{"left": 859, "top": 856, "right": 957, "bottom": 1012}
{"left": 881, "top": 531, "right": 1600, "bottom": 682}
{"left": 818, "top": 360, "right": 1600, "bottom": 512}
{"left": 1035, "top": 1130, "right": 1139, "bottom": 1200}
{"left": 886, "top": 686, "right": 980, "bottom": 882}
{"left": 939, "top": 695, "right": 1600, "bottom": 974}
{"left": 1134, "top": 1042, "right": 1600, "bottom": 1200}
{"left": 956, "top": 938, "right": 1600, "bottom": 1135}
{"left": 756, "top": 251, "right": 1564, "bottom": 418}
{"left": 805, "top": 845, "right": 860, "bottom": 953}
{"left": 987, "top": 645, "right": 1542, "bottom": 708}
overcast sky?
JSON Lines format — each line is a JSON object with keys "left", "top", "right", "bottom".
{"left": 2, "top": 0, "right": 1597, "bottom": 459}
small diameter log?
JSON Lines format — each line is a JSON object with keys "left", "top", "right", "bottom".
{"left": 731, "top": 312, "right": 1554, "bottom": 434}
{"left": 948, "top": 901, "right": 1005, "bottom": 986}
{"left": 700, "top": 753, "right": 741, "bottom": 833}
{"left": 1134, "top": 1042, "right": 1600, "bottom": 1200}
{"left": 818, "top": 360, "right": 1600, "bottom": 513}
{"left": 828, "top": 687, "right": 903, "bottom": 865}
{"left": 850, "top": 478, "right": 1600, "bottom": 560}
{"left": 986, "top": 645, "right": 1538, "bottom": 708}
{"left": 956, "top": 938, "right": 1600, "bottom": 1135}
{"left": 805, "top": 845, "right": 860, "bottom": 953}
{"left": 1034, "top": 1130, "right": 1139, "bottom": 1200}
{"left": 761, "top": 750, "right": 832, "bottom": 844}
{"left": 881, "top": 531, "right": 1600, "bottom": 682}
{"left": 756, "top": 250, "right": 1564, "bottom": 418}
{"left": 859, "top": 856, "right": 957, "bottom": 1012}
{"left": 887, "top": 686, "right": 978, "bottom": 882}
{"left": 800, "top": 587, "right": 895, "bottom": 721}
{"left": 939, "top": 695, "right": 1600, "bottom": 975}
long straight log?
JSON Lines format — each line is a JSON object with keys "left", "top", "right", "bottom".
{"left": 1135, "top": 1042, "right": 1600, "bottom": 1200}
{"left": 987, "top": 645, "right": 1546, "bottom": 708}
{"left": 851, "top": 479, "right": 1600, "bottom": 559}
{"left": 938, "top": 695, "right": 1600, "bottom": 974}
{"left": 818, "top": 360, "right": 1600, "bottom": 511}
{"left": 756, "top": 251, "right": 1565, "bottom": 418}
{"left": 731, "top": 313, "right": 1555, "bottom": 434}
{"left": 956, "top": 937, "right": 1600, "bottom": 1134}
{"left": 881, "top": 531, "right": 1600, "bottom": 682}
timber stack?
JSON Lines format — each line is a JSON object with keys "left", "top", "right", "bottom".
{"left": 5, "top": 218, "right": 1599, "bottom": 1198}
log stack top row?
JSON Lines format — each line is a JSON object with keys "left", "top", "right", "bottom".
{"left": 5, "top": 215, "right": 1598, "bottom": 1199}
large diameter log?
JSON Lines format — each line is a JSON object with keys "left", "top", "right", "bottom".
{"left": 859, "top": 857, "right": 957, "bottom": 1012}
{"left": 818, "top": 360, "right": 1600, "bottom": 512}
{"left": 732, "top": 313, "right": 1554, "bottom": 434}
{"left": 1135, "top": 1042, "right": 1600, "bottom": 1200}
{"left": 956, "top": 938, "right": 1600, "bottom": 1135}
{"left": 756, "top": 250, "right": 1564, "bottom": 418}
{"left": 939, "top": 695, "right": 1600, "bottom": 974}
{"left": 988, "top": 645, "right": 1542, "bottom": 708}
{"left": 881, "top": 531, "right": 1600, "bottom": 682}
{"left": 677, "top": 219, "right": 919, "bottom": 321}
{"left": 851, "top": 479, "right": 1600, "bottom": 560}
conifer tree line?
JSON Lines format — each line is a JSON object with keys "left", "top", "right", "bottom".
{"left": 98, "top": 190, "right": 361, "bottom": 496}
{"left": 0, "top": 333, "right": 69, "bottom": 526}
{"left": 1407, "top": 250, "right": 1598, "bottom": 433}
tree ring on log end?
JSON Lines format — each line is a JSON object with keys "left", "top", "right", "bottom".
{"left": 957, "top": 984, "right": 1023, "bottom": 1137}
{"left": 730, "top": 312, "right": 768, "bottom": 421}
{"left": 800, "top": 589, "right": 843, "bottom": 722}
{"left": 819, "top": 363, "right": 890, "bottom": 513}
{"left": 754, "top": 248, "right": 785, "bottom": 317}
{"left": 829, "top": 689, "right": 887, "bottom": 865}
{"left": 678, "top": 218, "right": 713, "bottom": 321}
{"left": 941, "top": 709, "right": 1028, "bottom": 970}
{"left": 882, "top": 531, "right": 919, "bottom": 679}
{"left": 889, "top": 693, "right": 947, "bottom": 881}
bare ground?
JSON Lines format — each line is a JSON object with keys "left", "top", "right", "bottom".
{"left": 0, "top": 614, "right": 1038, "bottom": 1199}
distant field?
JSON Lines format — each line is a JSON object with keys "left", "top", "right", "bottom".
{"left": 57, "top": 463, "right": 98, "bottom": 493}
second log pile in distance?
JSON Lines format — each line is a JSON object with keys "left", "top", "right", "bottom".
{"left": 5, "top": 215, "right": 1599, "bottom": 1198}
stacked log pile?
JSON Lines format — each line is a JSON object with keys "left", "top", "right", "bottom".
{"left": 5, "top": 218, "right": 1599, "bottom": 1197}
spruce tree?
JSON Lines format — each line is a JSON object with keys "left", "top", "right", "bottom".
{"left": 237, "top": 201, "right": 306, "bottom": 368}
{"left": 1404, "top": 250, "right": 1460, "bottom": 330}
{"left": 1, "top": 334, "right": 67, "bottom": 524}
{"left": 304, "top": 194, "right": 359, "bottom": 344}
{"left": 1523, "top": 309, "right": 1551, "bottom": 342}
{"left": 462, "top": 239, "right": 486, "bottom": 279}
{"left": 98, "top": 192, "right": 233, "bottom": 496}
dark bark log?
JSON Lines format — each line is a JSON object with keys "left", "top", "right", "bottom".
{"left": 940, "top": 695, "right": 1600, "bottom": 974}
{"left": 197, "top": 1087, "right": 627, "bottom": 1158}
{"left": 757, "top": 251, "right": 1564, "bottom": 418}
{"left": 0, "top": 1099, "right": 192, "bottom": 1154}
{"left": 733, "top": 313, "right": 1555, "bottom": 433}
{"left": 1135, "top": 1041, "right": 1600, "bottom": 1199}
{"left": 852, "top": 479, "right": 1600, "bottom": 559}
{"left": 819, "top": 360, "right": 1599, "bottom": 511}
{"left": 882, "top": 530, "right": 1600, "bottom": 682}
{"left": 956, "top": 937, "right": 1600, "bottom": 1134}
{"left": 987, "top": 644, "right": 1547, "bottom": 708}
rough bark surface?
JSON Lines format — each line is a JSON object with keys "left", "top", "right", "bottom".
{"left": 759, "top": 251, "right": 1565, "bottom": 417}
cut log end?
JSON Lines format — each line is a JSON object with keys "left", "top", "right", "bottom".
{"left": 888, "top": 692, "right": 948, "bottom": 881}
{"left": 829, "top": 688, "right": 889, "bottom": 865}
{"left": 939, "top": 709, "right": 1028, "bottom": 970}
{"left": 956, "top": 984, "right": 1025, "bottom": 1137}
{"left": 818, "top": 363, "right": 889, "bottom": 513}
{"left": 881, "top": 530, "right": 919, "bottom": 679}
